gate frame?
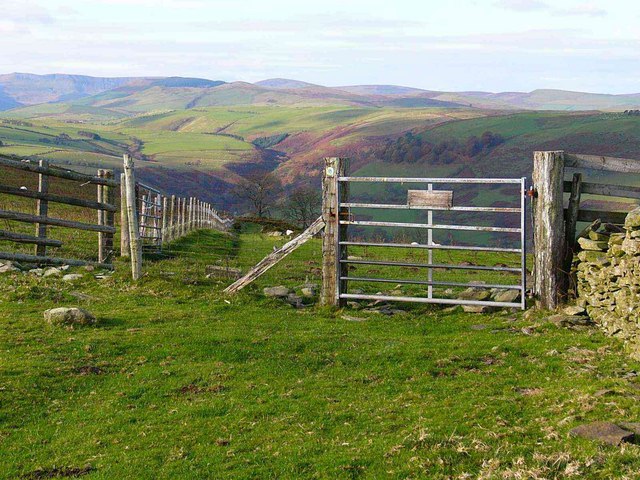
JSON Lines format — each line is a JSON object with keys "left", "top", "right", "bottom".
{"left": 320, "top": 157, "right": 527, "bottom": 310}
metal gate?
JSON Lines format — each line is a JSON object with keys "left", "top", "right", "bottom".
{"left": 136, "top": 182, "right": 163, "bottom": 252}
{"left": 335, "top": 175, "right": 527, "bottom": 310}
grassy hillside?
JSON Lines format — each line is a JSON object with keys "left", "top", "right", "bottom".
{"left": 2, "top": 229, "right": 640, "bottom": 478}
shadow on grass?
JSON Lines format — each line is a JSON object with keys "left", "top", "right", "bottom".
{"left": 141, "top": 230, "right": 240, "bottom": 263}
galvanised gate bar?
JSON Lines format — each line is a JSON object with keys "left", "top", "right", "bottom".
{"left": 322, "top": 158, "right": 527, "bottom": 310}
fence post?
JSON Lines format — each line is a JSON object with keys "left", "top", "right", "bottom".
{"left": 321, "top": 157, "right": 348, "bottom": 307}
{"left": 181, "top": 197, "right": 187, "bottom": 237}
{"left": 564, "top": 172, "right": 582, "bottom": 286}
{"left": 34, "top": 159, "right": 50, "bottom": 257}
{"left": 123, "top": 155, "right": 142, "bottom": 280}
{"left": 120, "top": 173, "right": 130, "bottom": 257}
{"left": 102, "top": 170, "right": 115, "bottom": 263}
{"left": 532, "top": 151, "right": 566, "bottom": 309}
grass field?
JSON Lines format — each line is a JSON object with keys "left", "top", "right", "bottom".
{"left": 2, "top": 228, "right": 640, "bottom": 478}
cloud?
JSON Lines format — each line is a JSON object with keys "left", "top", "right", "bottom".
{"left": 495, "top": 0, "right": 549, "bottom": 11}
{"left": 556, "top": 4, "right": 607, "bottom": 17}
{"left": 4, "top": 0, "right": 53, "bottom": 24}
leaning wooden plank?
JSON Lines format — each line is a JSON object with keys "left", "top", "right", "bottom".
{"left": 0, "top": 210, "right": 116, "bottom": 233}
{"left": 0, "top": 155, "right": 119, "bottom": 187}
{"left": 565, "top": 153, "right": 640, "bottom": 174}
{"left": 224, "top": 216, "right": 325, "bottom": 294}
{"left": 575, "top": 209, "right": 627, "bottom": 224}
{"left": 0, "top": 230, "right": 62, "bottom": 247}
{"left": 407, "top": 190, "right": 453, "bottom": 208}
{"left": 0, "top": 184, "right": 118, "bottom": 211}
{"left": 563, "top": 181, "right": 640, "bottom": 200}
{"left": 0, "top": 251, "right": 113, "bottom": 269}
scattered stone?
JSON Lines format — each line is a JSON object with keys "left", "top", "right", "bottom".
{"left": 286, "top": 293, "right": 304, "bottom": 308}
{"left": 300, "top": 286, "right": 316, "bottom": 297}
{"left": 42, "top": 267, "right": 62, "bottom": 278}
{"left": 470, "top": 324, "right": 488, "bottom": 330}
{"left": 205, "top": 265, "right": 242, "bottom": 279}
{"left": 0, "top": 261, "right": 20, "bottom": 273}
{"left": 263, "top": 286, "right": 290, "bottom": 298}
{"left": 84, "top": 265, "right": 95, "bottom": 272}
{"left": 492, "top": 289, "right": 520, "bottom": 303}
{"left": 62, "top": 274, "right": 84, "bottom": 282}
{"left": 346, "top": 301, "right": 362, "bottom": 310}
{"left": 458, "top": 287, "right": 491, "bottom": 302}
{"left": 462, "top": 305, "right": 494, "bottom": 314}
{"left": 266, "top": 231, "right": 283, "bottom": 237}
{"left": 28, "top": 268, "right": 44, "bottom": 276}
{"left": 563, "top": 305, "right": 586, "bottom": 316}
{"left": 569, "top": 422, "right": 635, "bottom": 446}
{"left": 44, "top": 307, "right": 97, "bottom": 326}
{"left": 69, "top": 291, "right": 93, "bottom": 302}
{"left": 547, "top": 314, "right": 594, "bottom": 328}
{"left": 342, "top": 315, "right": 367, "bottom": 322}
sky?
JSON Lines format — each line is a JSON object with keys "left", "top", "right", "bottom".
{"left": 1, "top": 0, "right": 639, "bottom": 93}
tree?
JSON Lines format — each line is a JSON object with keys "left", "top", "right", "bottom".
{"left": 234, "top": 171, "right": 282, "bottom": 218}
{"left": 0, "top": 140, "right": 3, "bottom": 147}
{"left": 285, "top": 186, "right": 321, "bottom": 229}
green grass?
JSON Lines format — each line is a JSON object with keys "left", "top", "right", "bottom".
{"left": 2, "top": 229, "right": 640, "bottom": 478}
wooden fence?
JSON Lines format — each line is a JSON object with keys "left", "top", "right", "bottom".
{"left": 0, "top": 154, "right": 118, "bottom": 269}
{"left": 532, "top": 151, "right": 640, "bottom": 309}
{"left": 121, "top": 154, "right": 233, "bottom": 279}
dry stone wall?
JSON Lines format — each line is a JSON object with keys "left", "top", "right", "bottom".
{"left": 574, "top": 207, "right": 640, "bottom": 357}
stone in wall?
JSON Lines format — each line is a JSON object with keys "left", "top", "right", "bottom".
{"left": 574, "top": 207, "right": 640, "bottom": 358}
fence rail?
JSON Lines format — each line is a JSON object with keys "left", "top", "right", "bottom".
{"left": 121, "top": 154, "right": 233, "bottom": 279}
{"left": 0, "top": 154, "right": 118, "bottom": 269}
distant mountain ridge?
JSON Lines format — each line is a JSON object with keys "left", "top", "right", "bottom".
{"left": 1, "top": 73, "right": 640, "bottom": 114}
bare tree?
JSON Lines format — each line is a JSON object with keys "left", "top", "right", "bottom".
{"left": 285, "top": 186, "right": 321, "bottom": 229}
{"left": 234, "top": 172, "right": 282, "bottom": 218}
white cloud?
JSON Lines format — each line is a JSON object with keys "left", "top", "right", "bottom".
{"left": 556, "top": 4, "right": 607, "bottom": 17}
{"left": 495, "top": 0, "right": 549, "bottom": 11}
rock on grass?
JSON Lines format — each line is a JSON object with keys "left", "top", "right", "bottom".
{"left": 569, "top": 421, "right": 635, "bottom": 446}
{"left": 44, "top": 307, "right": 97, "bottom": 326}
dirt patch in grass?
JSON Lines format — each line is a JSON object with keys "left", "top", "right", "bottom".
{"left": 178, "top": 383, "right": 226, "bottom": 395}
{"left": 23, "top": 465, "right": 94, "bottom": 479}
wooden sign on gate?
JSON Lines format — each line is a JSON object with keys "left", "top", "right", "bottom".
{"left": 407, "top": 190, "right": 453, "bottom": 208}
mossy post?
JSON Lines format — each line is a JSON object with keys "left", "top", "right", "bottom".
{"left": 533, "top": 151, "right": 567, "bottom": 309}
{"left": 321, "top": 157, "right": 348, "bottom": 307}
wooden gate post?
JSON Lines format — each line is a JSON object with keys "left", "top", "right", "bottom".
{"left": 34, "top": 159, "right": 49, "bottom": 257}
{"left": 123, "top": 155, "right": 142, "bottom": 280}
{"left": 532, "top": 151, "right": 566, "bottom": 309}
{"left": 321, "top": 157, "right": 348, "bottom": 307}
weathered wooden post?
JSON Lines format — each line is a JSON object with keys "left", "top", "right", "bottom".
{"left": 532, "top": 151, "right": 566, "bottom": 309}
{"left": 120, "top": 173, "right": 130, "bottom": 257}
{"left": 168, "top": 195, "right": 175, "bottom": 242}
{"left": 321, "top": 157, "right": 348, "bottom": 307}
{"left": 97, "top": 170, "right": 115, "bottom": 263}
{"left": 123, "top": 154, "right": 142, "bottom": 280}
{"left": 34, "top": 159, "right": 49, "bottom": 257}
{"left": 564, "top": 172, "right": 582, "bottom": 283}
{"left": 181, "top": 197, "right": 187, "bottom": 237}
